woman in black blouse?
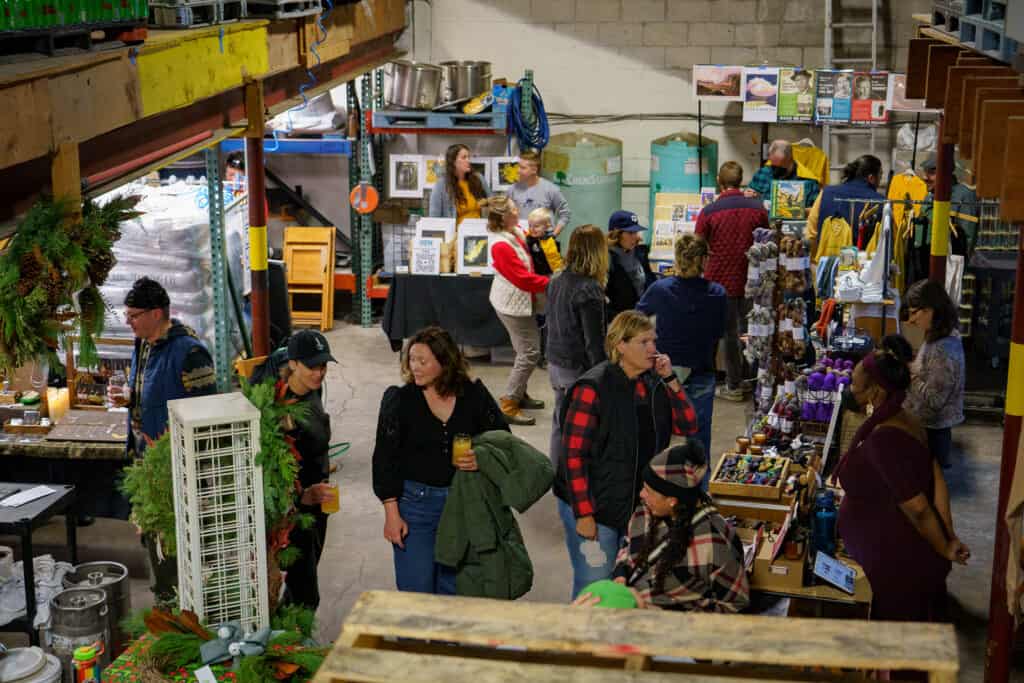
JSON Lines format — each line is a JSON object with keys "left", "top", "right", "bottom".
{"left": 372, "top": 326, "right": 509, "bottom": 594}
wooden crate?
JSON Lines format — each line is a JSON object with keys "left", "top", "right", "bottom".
{"left": 312, "top": 590, "right": 958, "bottom": 682}
{"left": 709, "top": 454, "right": 790, "bottom": 501}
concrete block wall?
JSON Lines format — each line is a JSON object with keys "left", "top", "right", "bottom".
{"left": 399, "top": 0, "right": 932, "bottom": 220}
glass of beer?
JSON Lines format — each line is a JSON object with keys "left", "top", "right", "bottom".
{"left": 452, "top": 434, "right": 472, "bottom": 466}
{"left": 320, "top": 482, "right": 340, "bottom": 514}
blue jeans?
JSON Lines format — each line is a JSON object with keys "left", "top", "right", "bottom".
{"left": 557, "top": 498, "right": 624, "bottom": 601}
{"left": 548, "top": 363, "right": 582, "bottom": 470}
{"left": 682, "top": 371, "right": 715, "bottom": 491}
{"left": 393, "top": 481, "right": 456, "bottom": 595}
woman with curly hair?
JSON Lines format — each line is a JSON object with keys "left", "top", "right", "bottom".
{"left": 577, "top": 440, "right": 748, "bottom": 612}
{"left": 372, "top": 326, "right": 509, "bottom": 594}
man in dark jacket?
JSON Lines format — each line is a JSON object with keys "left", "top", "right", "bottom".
{"left": 696, "top": 162, "right": 769, "bottom": 401}
{"left": 120, "top": 277, "right": 216, "bottom": 601}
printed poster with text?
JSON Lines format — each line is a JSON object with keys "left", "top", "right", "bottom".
{"left": 777, "top": 67, "right": 815, "bottom": 123}
{"left": 814, "top": 69, "right": 853, "bottom": 123}
{"left": 742, "top": 66, "right": 780, "bottom": 123}
{"left": 850, "top": 71, "right": 890, "bottom": 125}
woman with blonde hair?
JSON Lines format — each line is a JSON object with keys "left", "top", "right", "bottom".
{"left": 545, "top": 224, "right": 609, "bottom": 467}
{"left": 486, "top": 195, "right": 550, "bottom": 425}
{"left": 552, "top": 310, "right": 699, "bottom": 599}
{"left": 637, "top": 234, "right": 726, "bottom": 488}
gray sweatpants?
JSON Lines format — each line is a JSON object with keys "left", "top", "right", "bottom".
{"left": 496, "top": 311, "right": 541, "bottom": 401}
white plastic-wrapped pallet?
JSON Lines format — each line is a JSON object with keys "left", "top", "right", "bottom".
{"left": 89, "top": 180, "right": 216, "bottom": 361}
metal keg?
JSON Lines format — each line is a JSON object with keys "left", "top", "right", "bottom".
{"left": 47, "top": 588, "right": 109, "bottom": 683}
{"left": 63, "top": 562, "right": 130, "bottom": 659}
{"left": 386, "top": 60, "right": 443, "bottom": 109}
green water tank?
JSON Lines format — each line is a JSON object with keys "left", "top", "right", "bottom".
{"left": 542, "top": 130, "right": 623, "bottom": 251}
{"left": 649, "top": 132, "right": 718, "bottom": 228}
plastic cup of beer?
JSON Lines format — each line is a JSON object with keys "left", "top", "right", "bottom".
{"left": 321, "top": 483, "right": 340, "bottom": 514}
{"left": 453, "top": 434, "right": 472, "bottom": 466}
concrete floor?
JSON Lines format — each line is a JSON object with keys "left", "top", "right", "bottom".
{"left": 3, "top": 321, "right": 1019, "bottom": 680}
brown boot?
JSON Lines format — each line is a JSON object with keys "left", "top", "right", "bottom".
{"left": 500, "top": 396, "right": 536, "bottom": 426}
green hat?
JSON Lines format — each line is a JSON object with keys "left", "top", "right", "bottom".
{"left": 577, "top": 579, "right": 637, "bottom": 609}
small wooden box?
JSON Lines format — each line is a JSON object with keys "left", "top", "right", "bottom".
{"left": 3, "top": 419, "right": 52, "bottom": 435}
{"left": 709, "top": 454, "right": 790, "bottom": 501}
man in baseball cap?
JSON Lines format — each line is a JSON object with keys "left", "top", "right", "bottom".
{"left": 607, "top": 210, "right": 654, "bottom": 317}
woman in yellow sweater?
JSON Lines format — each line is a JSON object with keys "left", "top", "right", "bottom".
{"left": 428, "top": 144, "right": 491, "bottom": 225}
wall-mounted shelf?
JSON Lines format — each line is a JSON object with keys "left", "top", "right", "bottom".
{"left": 220, "top": 136, "right": 353, "bottom": 155}
{"left": 368, "top": 110, "right": 508, "bottom": 135}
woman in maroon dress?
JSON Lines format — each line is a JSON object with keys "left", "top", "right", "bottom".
{"left": 836, "top": 335, "right": 969, "bottom": 623}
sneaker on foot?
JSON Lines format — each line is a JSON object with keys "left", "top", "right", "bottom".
{"left": 716, "top": 386, "right": 747, "bottom": 402}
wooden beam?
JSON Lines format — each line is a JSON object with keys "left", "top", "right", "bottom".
{"left": 943, "top": 66, "right": 1014, "bottom": 142}
{"left": 925, "top": 44, "right": 966, "bottom": 109}
{"left": 1000, "top": 116, "right": 1024, "bottom": 221}
{"left": 50, "top": 141, "right": 81, "bottom": 212}
{"left": 244, "top": 78, "right": 265, "bottom": 138}
{"left": 962, "top": 85, "right": 1024, "bottom": 159}
{"left": 907, "top": 38, "right": 943, "bottom": 99}
{"left": 957, "top": 55, "right": 998, "bottom": 66}
{"left": 975, "top": 99, "right": 1024, "bottom": 197}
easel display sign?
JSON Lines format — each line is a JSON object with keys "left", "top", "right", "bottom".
{"left": 456, "top": 219, "right": 492, "bottom": 275}
{"left": 410, "top": 237, "right": 442, "bottom": 275}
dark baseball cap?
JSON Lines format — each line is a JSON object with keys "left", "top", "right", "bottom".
{"left": 287, "top": 329, "right": 337, "bottom": 367}
{"left": 921, "top": 155, "right": 937, "bottom": 173}
{"left": 608, "top": 210, "right": 647, "bottom": 233}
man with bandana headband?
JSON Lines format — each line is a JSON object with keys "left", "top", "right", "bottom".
{"left": 745, "top": 139, "right": 821, "bottom": 209}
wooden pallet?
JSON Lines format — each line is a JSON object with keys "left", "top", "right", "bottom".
{"left": 246, "top": 0, "right": 320, "bottom": 19}
{"left": 312, "top": 590, "right": 959, "bottom": 683}
{"left": 0, "top": 20, "right": 146, "bottom": 56}
{"left": 370, "top": 109, "right": 507, "bottom": 133}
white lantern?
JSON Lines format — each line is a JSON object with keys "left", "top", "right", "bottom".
{"left": 168, "top": 392, "right": 268, "bottom": 633}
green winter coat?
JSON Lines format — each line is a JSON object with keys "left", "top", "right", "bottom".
{"left": 434, "top": 430, "right": 554, "bottom": 599}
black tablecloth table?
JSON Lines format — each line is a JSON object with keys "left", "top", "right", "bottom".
{"left": 0, "top": 483, "right": 77, "bottom": 645}
{"left": 382, "top": 274, "right": 511, "bottom": 351}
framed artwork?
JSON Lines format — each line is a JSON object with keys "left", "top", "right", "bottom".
{"left": 491, "top": 156, "right": 520, "bottom": 191}
{"left": 410, "top": 237, "right": 442, "bottom": 275}
{"left": 470, "top": 157, "right": 492, "bottom": 189}
{"left": 456, "top": 219, "right": 492, "bottom": 275}
{"left": 415, "top": 216, "right": 456, "bottom": 243}
{"left": 693, "top": 65, "right": 744, "bottom": 101}
{"left": 389, "top": 154, "right": 423, "bottom": 198}
{"left": 742, "top": 66, "right": 780, "bottom": 123}
{"left": 421, "top": 156, "right": 446, "bottom": 187}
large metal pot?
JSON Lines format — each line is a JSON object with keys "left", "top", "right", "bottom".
{"left": 386, "top": 60, "right": 443, "bottom": 110}
{"left": 47, "top": 587, "right": 109, "bottom": 682}
{"left": 440, "top": 61, "right": 492, "bottom": 102}
{"left": 63, "top": 562, "right": 131, "bottom": 659}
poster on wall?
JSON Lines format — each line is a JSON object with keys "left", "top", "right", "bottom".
{"left": 814, "top": 69, "right": 853, "bottom": 123}
{"left": 742, "top": 67, "right": 780, "bottom": 123}
{"left": 389, "top": 154, "right": 423, "bottom": 198}
{"left": 886, "top": 73, "right": 938, "bottom": 113}
{"left": 491, "top": 156, "right": 520, "bottom": 192}
{"left": 693, "top": 65, "right": 744, "bottom": 100}
{"left": 650, "top": 220, "right": 696, "bottom": 262}
{"left": 421, "top": 157, "right": 446, "bottom": 188}
{"left": 456, "top": 219, "right": 492, "bottom": 275}
{"left": 777, "top": 67, "right": 816, "bottom": 123}
{"left": 410, "top": 237, "right": 442, "bottom": 275}
{"left": 851, "top": 71, "right": 890, "bottom": 124}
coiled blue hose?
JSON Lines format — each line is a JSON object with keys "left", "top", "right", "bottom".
{"left": 509, "top": 78, "right": 549, "bottom": 151}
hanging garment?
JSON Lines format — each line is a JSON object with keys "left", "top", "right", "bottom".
{"left": 792, "top": 144, "right": 830, "bottom": 188}
{"left": 888, "top": 173, "right": 927, "bottom": 293}
{"left": 814, "top": 215, "right": 853, "bottom": 264}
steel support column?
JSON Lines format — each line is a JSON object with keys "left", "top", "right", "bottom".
{"left": 356, "top": 73, "right": 373, "bottom": 326}
{"left": 930, "top": 116, "right": 953, "bottom": 284}
{"left": 245, "top": 80, "right": 270, "bottom": 357}
{"left": 985, "top": 226, "right": 1024, "bottom": 683}
{"left": 205, "top": 147, "right": 231, "bottom": 392}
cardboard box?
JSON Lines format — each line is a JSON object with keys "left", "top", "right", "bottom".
{"left": 751, "top": 539, "right": 805, "bottom": 594}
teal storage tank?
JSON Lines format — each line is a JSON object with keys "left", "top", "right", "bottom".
{"left": 649, "top": 133, "right": 718, "bottom": 227}
{"left": 542, "top": 130, "right": 623, "bottom": 251}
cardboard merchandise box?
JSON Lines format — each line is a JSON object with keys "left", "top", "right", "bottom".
{"left": 751, "top": 537, "right": 805, "bottom": 594}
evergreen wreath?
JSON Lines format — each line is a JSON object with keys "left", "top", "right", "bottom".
{"left": 0, "top": 195, "right": 141, "bottom": 372}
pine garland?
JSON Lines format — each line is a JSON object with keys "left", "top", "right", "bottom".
{"left": 120, "top": 432, "right": 178, "bottom": 556}
{"left": 0, "top": 194, "right": 141, "bottom": 371}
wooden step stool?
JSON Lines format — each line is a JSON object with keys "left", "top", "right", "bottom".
{"left": 284, "top": 226, "right": 335, "bottom": 331}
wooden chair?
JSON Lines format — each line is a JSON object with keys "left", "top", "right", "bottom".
{"left": 284, "top": 226, "right": 335, "bottom": 332}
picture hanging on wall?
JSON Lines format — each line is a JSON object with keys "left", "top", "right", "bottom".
{"left": 693, "top": 65, "right": 744, "bottom": 101}
{"left": 389, "top": 154, "right": 423, "bottom": 198}
{"left": 470, "top": 158, "right": 492, "bottom": 189}
{"left": 421, "top": 157, "right": 446, "bottom": 187}
{"left": 491, "top": 157, "right": 520, "bottom": 191}
{"left": 742, "top": 67, "right": 780, "bottom": 123}
{"left": 814, "top": 69, "right": 853, "bottom": 123}
{"left": 777, "top": 67, "right": 816, "bottom": 123}
{"left": 850, "top": 71, "right": 890, "bottom": 125}
{"left": 410, "top": 237, "right": 443, "bottom": 275}
{"left": 456, "top": 219, "right": 492, "bottom": 275}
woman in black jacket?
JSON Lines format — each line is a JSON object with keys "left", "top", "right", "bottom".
{"left": 605, "top": 210, "right": 656, "bottom": 319}
{"left": 372, "top": 326, "right": 509, "bottom": 595}
{"left": 545, "top": 224, "right": 608, "bottom": 468}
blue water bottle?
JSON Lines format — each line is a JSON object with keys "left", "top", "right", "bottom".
{"left": 811, "top": 489, "right": 837, "bottom": 557}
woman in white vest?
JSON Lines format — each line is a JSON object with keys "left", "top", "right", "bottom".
{"left": 487, "top": 195, "right": 551, "bottom": 426}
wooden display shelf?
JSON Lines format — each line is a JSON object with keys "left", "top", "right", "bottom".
{"left": 313, "top": 590, "right": 959, "bottom": 682}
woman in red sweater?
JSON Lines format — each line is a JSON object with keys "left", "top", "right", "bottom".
{"left": 486, "top": 195, "right": 550, "bottom": 425}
